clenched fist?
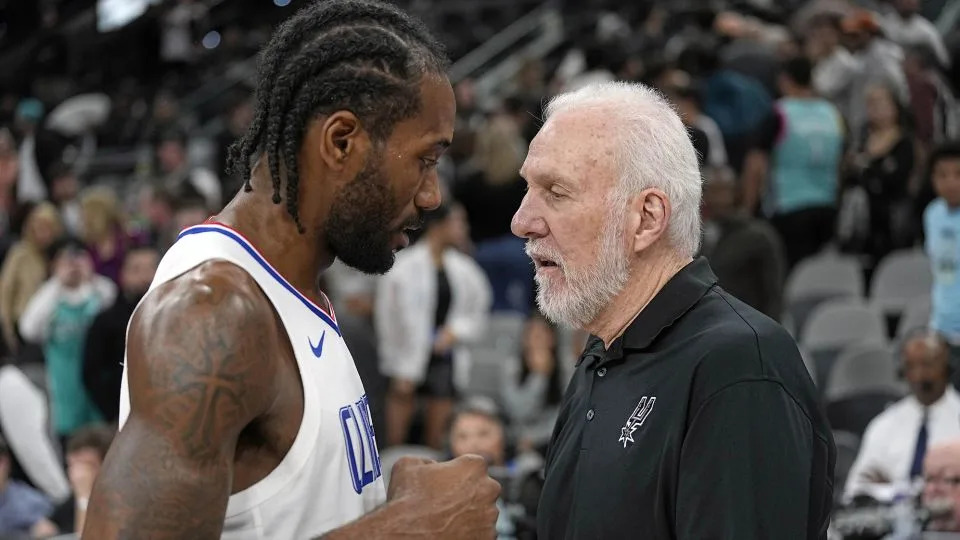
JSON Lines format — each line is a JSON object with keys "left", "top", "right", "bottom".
{"left": 388, "top": 454, "right": 501, "bottom": 539}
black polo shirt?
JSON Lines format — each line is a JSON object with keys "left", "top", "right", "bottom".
{"left": 537, "top": 258, "right": 835, "bottom": 540}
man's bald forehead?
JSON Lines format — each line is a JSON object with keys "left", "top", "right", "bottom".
{"left": 927, "top": 440, "right": 960, "bottom": 470}
{"left": 904, "top": 331, "right": 948, "bottom": 359}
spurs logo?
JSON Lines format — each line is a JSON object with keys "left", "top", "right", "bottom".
{"left": 618, "top": 396, "right": 656, "bottom": 448}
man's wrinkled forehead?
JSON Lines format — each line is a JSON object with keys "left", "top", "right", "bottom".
{"left": 523, "top": 107, "right": 618, "bottom": 187}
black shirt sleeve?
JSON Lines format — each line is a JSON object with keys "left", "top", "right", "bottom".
{"left": 675, "top": 379, "right": 822, "bottom": 540}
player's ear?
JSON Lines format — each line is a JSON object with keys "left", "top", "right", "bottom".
{"left": 317, "top": 110, "right": 371, "bottom": 172}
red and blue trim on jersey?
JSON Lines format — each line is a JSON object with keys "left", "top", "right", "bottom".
{"left": 177, "top": 221, "right": 341, "bottom": 337}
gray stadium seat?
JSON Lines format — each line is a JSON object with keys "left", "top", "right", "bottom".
{"left": 379, "top": 445, "right": 442, "bottom": 488}
{"left": 896, "top": 295, "right": 932, "bottom": 340}
{"left": 784, "top": 253, "right": 863, "bottom": 336}
{"left": 824, "top": 343, "right": 904, "bottom": 403}
{"left": 870, "top": 248, "right": 932, "bottom": 317}
{"left": 464, "top": 313, "right": 526, "bottom": 399}
{"left": 801, "top": 300, "right": 887, "bottom": 391}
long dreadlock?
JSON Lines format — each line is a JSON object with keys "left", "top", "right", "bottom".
{"left": 225, "top": 0, "right": 448, "bottom": 232}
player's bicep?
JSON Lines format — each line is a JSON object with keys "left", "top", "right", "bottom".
{"left": 85, "top": 267, "right": 279, "bottom": 539}
{"left": 125, "top": 279, "right": 277, "bottom": 458}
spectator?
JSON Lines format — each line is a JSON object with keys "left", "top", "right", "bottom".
{"left": 171, "top": 194, "right": 211, "bottom": 235}
{"left": 79, "top": 186, "right": 143, "bottom": 284}
{"left": 807, "top": 13, "right": 860, "bottom": 122}
{"left": 501, "top": 312, "right": 564, "bottom": 453}
{"left": 846, "top": 83, "right": 917, "bottom": 264}
{"left": 49, "top": 424, "right": 115, "bottom": 536}
{"left": 659, "top": 70, "right": 728, "bottom": 169}
{"left": 904, "top": 45, "right": 959, "bottom": 151}
{"left": 135, "top": 185, "right": 176, "bottom": 251}
{"left": 742, "top": 56, "right": 845, "bottom": 269}
{"left": 0, "top": 202, "right": 61, "bottom": 357}
{"left": 153, "top": 129, "right": 221, "bottom": 211}
{"left": 446, "top": 398, "right": 524, "bottom": 540}
{"left": 45, "top": 162, "right": 81, "bottom": 236}
{"left": 845, "top": 329, "right": 960, "bottom": 502}
{"left": 214, "top": 95, "right": 253, "bottom": 195}
{"left": 453, "top": 110, "right": 533, "bottom": 314}
{"left": 839, "top": 10, "right": 910, "bottom": 138}
{"left": 701, "top": 166, "right": 786, "bottom": 320}
{"left": 0, "top": 365, "right": 71, "bottom": 504}
{"left": 18, "top": 237, "right": 115, "bottom": 443}
{"left": 924, "top": 142, "right": 960, "bottom": 351}
{"left": 0, "top": 434, "right": 56, "bottom": 538}
{"left": 0, "top": 128, "right": 17, "bottom": 246}
{"left": 376, "top": 203, "right": 492, "bottom": 449}
{"left": 83, "top": 246, "right": 159, "bottom": 422}
{"left": 882, "top": 0, "right": 950, "bottom": 69}
{"left": 923, "top": 438, "right": 960, "bottom": 532}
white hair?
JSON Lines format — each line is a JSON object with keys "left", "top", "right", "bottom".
{"left": 544, "top": 81, "right": 704, "bottom": 257}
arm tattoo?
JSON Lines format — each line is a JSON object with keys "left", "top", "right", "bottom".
{"left": 84, "top": 266, "right": 278, "bottom": 539}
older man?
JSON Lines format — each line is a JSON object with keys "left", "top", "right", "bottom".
{"left": 924, "top": 439, "right": 960, "bottom": 532}
{"left": 512, "top": 81, "right": 834, "bottom": 539}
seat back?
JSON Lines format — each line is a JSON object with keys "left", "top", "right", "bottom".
{"left": 785, "top": 254, "right": 863, "bottom": 335}
{"left": 825, "top": 343, "right": 904, "bottom": 402}
{"left": 870, "top": 249, "right": 932, "bottom": 316}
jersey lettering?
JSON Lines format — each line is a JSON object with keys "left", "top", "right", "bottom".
{"left": 339, "top": 394, "right": 382, "bottom": 494}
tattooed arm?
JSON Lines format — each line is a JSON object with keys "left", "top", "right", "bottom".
{"left": 83, "top": 262, "right": 281, "bottom": 539}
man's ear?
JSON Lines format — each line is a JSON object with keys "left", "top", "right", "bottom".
{"left": 629, "top": 188, "right": 672, "bottom": 254}
{"left": 316, "top": 110, "right": 371, "bottom": 171}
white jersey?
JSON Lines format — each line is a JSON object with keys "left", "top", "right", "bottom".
{"left": 118, "top": 222, "right": 386, "bottom": 539}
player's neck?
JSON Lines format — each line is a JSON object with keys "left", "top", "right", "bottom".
{"left": 214, "top": 184, "right": 332, "bottom": 296}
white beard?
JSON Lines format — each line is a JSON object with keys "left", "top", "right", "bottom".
{"left": 526, "top": 206, "right": 630, "bottom": 329}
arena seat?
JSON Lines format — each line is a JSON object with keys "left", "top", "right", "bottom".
{"left": 895, "top": 294, "right": 933, "bottom": 340}
{"left": 824, "top": 343, "right": 904, "bottom": 403}
{"left": 869, "top": 248, "right": 932, "bottom": 319}
{"left": 801, "top": 299, "right": 887, "bottom": 391}
{"left": 785, "top": 253, "right": 864, "bottom": 337}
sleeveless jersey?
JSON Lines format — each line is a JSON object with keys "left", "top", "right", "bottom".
{"left": 118, "top": 222, "right": 386, "bottom": 539}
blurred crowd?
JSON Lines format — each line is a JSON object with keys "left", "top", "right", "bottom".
{"left": 0, "top": 0, "right": 960, "bottom": 538}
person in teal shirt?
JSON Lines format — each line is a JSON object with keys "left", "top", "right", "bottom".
{"left": 925, "top": 143, "right": 960, "bottom": 347}
{"left": 19, "top": 237, "right": 116, "bottom": 441}
{"left": 741, "top": 56, "right": 845, "bottom": 269}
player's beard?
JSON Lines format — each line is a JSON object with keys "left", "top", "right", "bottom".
{"left": 324, "top": 151, "right": 398, "bottom": 275}
{"left": 527, "top": 201, "right": 630, "bottom": 329}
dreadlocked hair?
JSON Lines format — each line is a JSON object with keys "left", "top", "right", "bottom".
{"left": 226, "top": 0, "right": 448, "bottom": 232}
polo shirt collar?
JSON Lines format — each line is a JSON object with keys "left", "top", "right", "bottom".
{"left": 595, "top": 257, "right": 718, "bottom": 363}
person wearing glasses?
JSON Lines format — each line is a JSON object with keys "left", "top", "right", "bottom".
{"left": 924, "top": 439, "right": 960, "bottom": 531}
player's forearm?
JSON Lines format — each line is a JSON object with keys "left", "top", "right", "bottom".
{"left": 317, "top": 499, "right": 432, "bottom": 540}
{"left": 84, "top": 424, "right": 232, "bottom": 539}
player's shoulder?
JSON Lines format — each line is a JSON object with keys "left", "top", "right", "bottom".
{"left": 133, "top": 260, "right": 273, "bottom": 336}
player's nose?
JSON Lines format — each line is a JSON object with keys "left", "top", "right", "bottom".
{"left": 414, "top": 171, "right": 442, "bottom": 212}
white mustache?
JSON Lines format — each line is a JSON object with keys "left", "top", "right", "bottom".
{"left": 525, "top": 242, "right": 564, "bottom": 268}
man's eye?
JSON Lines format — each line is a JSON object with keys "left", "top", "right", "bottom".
{"left": 420, "top": 158, "right": 439, "bottom": 170}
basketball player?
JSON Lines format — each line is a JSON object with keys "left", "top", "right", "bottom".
{"left": 82, "top": 1, "right": 500, "bottom": 538}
